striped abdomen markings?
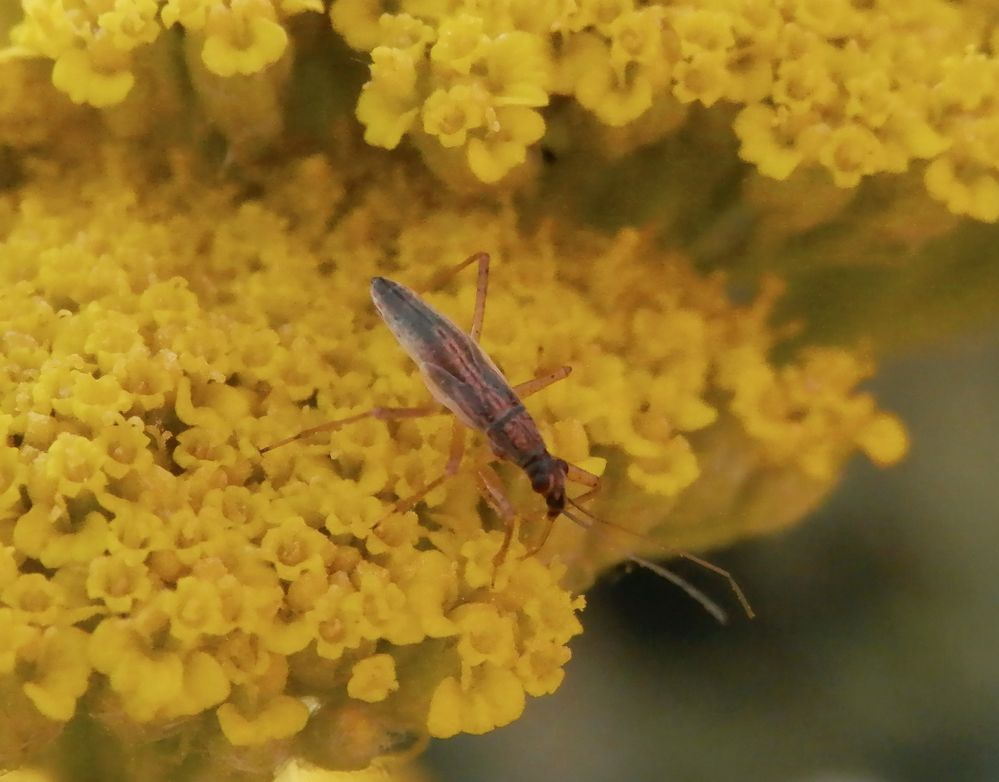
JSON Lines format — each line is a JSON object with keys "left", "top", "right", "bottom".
{"left": 371, "top": 276, "right": 547, "bottom": 458}
{"left": 486, "top": 404, "right": 548, "bottom": 467}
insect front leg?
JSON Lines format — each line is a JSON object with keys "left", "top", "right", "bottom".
{"left": 259, "top": 403, "right": 446, "bottom": 453}
{"left": 475, "top": 463, "right": 519, "bottom": 578}
{"left": 525, "top": 460, "right": 603, "bottom": 558}
{"left": 377, "top": 419, "right": 466, "bottom": 521}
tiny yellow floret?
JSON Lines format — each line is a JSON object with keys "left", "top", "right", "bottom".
{"left": 347, "top": 654, "right": 399, "bottom": 702}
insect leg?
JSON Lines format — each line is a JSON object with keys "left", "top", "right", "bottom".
{"left": 379, "top": 419, "right": 466, "bottom": 518}
{"left": 524, "top": 516, "right": 557, "bottom": 559}
{"left": 511, "top": 365, "right": 572, "bottom": 399}
{"left": 525, "top": 465, "right": 602, "bottom": 558}
{"left": 562, "top": 472, "right": 755, "bottom": 620}
{"left": 564, "top": 461, "right": 601, "bottom": 489}
{"left": 475, "top": 463, "right": 519, "bottom": 575}
{"left": 418, "top": 252, "right": 490, "bottom": 342}
{"left": 669, "top": 551, "right": 755, "bottom": 620}
{"left": 259, "top": 403, "right": 445, "bottom": 453}
{"left": 467, "top": 252, "right": 489, "bottom": 343}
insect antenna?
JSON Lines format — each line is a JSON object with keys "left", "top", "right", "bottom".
{"left": 563, "top": 496, "right": 756, "bottom": 623}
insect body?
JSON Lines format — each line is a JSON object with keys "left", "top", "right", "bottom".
{"left": 262, "top": 253, "right": 751, "bottom": 623}
{"left": 370, "top": 276, "right": 568, "bottom": 520}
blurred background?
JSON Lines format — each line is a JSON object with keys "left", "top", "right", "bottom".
{"left": 423, "top": 333, "right": 999, "bottom": 782}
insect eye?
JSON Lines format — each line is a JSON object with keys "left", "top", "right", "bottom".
{"left": 531, "top": 474, "right": 549, "bottom": 493}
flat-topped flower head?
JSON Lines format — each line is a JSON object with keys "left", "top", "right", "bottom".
{"left": 0, "top": 1, "right": 957, "bottom": 776}
{"left": 0, "top": 137, "right": 908, "bottom": 775}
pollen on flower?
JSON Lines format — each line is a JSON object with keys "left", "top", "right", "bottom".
{"left": 0, "top": 137, "right": 904, "bottom": 773}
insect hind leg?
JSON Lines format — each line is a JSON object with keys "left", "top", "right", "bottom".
{"left": 375, "top": 420, "right": 466, "bottom": 521}
{"left": 259, "top": 403, "right": 445, "bottom": 453}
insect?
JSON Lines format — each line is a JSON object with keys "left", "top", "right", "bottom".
{"left": 261, "top": 253, "right": 752, "bottom": 623}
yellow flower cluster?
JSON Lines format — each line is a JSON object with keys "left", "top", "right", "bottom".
{"left": 0, "top": 137, "right": 904, "bottom": 772}
{"left": 337, "top": 0, "right": 999, "bottom": 211}
{"left": 5, "top": 0, "right": 320, "bottom": 107}
{"left": 6, "top": 1, "right": 999, "bottom": 217}
{"left": 0, "top": 153, "right": 585, "bottom": 768}
{"left": 348, "top": 11, "right": 551, "bottom": 182}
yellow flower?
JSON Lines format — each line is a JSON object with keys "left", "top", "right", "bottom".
{"left": 14, "top": 506, "right": 109, "bottom": 569}
{"left": 817, "top": 122, "right": 887, "bottom": 188}
{"left": 608, "top": 8, "right": 667, "bottom": 70}
{"left": 924, "top": 155, "right": 999, "bottom": 223}
{"left": 98, "top": 0, "right": 161, "bottom": 51}
{"left": 217, "top": 694, "right": 309, "bottom": 745}
{"left": 482, "top": 31, "right": 550, "bottom": 108}
{"left": 451, "top": 602, "right": 517, "bottom": 673}
{"left": 573, "top": 0, "right": 633, "bottom": 34}
{"left": 347, "top": 653, "right": 399, "bottom": 702}
{"left": 95, "top": 419, "right": 156, "bottom": 479}
{"left": 734, "top": 104, "right": 806, "bottom": 180}
{"left": 466, "top": 106, "right": 546, "bottom": 182}
{"left": 378, "top": 13, "right": 436, "bottom": 55}
{"left": 671, "top": 8, "right": 735, "bottom": 57}
{"left": 51, "top": 48, "right": 135, "bottom": 107}
{"left": 200, "top": 1, "right": 289, "bottom": 78}
{"left": 516, "top": 639, "right": 571, "bottom": 696}
{"left": 430, "top": 14, "right": 488, "bottom": 75}
{"left": 86, "top": 554, "right": 154, "bottom": 614}
{"left": 771, "top": 53, "right": 837, "bottom": 112}
{"left": 0, "top": 447, "right": 26, "bottom": 515}
{"left": 88, "top": 614, "right": 231, "bottom": 722}
{"left": 789, "top": 0, "right": 862, "bottom": 40}
{"left": 356, "top": 46, "right": 421, "bottom": 149}
{"left": 259, "top": 516, "right": 335, "bottom": 581}
{"left": 50, "top": 371, "right": 132, "bottom": 429}
{"left": 422, "top": 85, "right": 487, "bottom": 148}
{"left": 312, "top": 584, "right": 365, "bottom": 661}
{"left": 427, "top": 665, "right": 525, "bottom": 738}
{"left": 10, "top": 0, "right": 78, "bottom": 58}
{"left": 19, "top": 627, "right": 91, "bottom": 721}
{"left": 328, "top": 0, "right": 384, "bottom": 50}
{"left": 844, "top": 70, "right": 896, "bottom": 128}
{"left": 37, "top": 433, "right": 108, "bottom": 500}
{"left": 162, "top": 0, "right": 212, "bottom": 30}
{"left": 627, "top": 434, "right": 699, "bottom": 497}
{"left": 3, "top": 574, "right": 65, "bottom": 627}
{"left": 163, "top": 571, "right": 241, "bottom": 645}
{"left": 672, "top": 48, "right": 729, "bottom": 107}
{"left": 0, "top": 608, "right": 37, "bottom": 674}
